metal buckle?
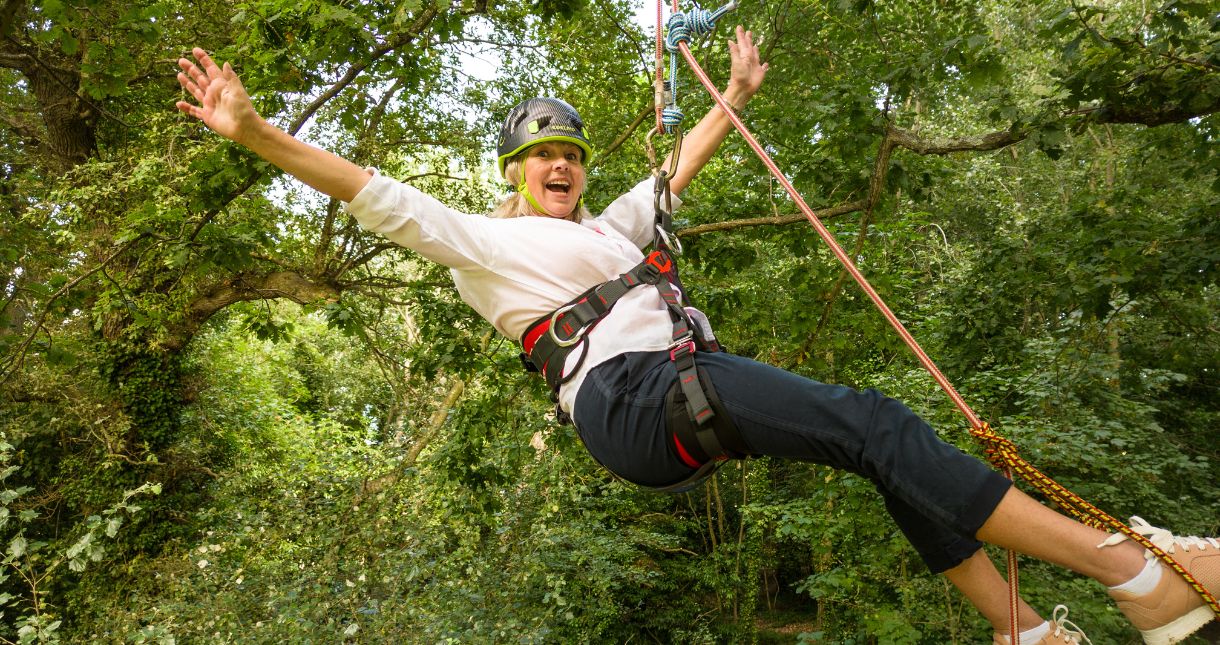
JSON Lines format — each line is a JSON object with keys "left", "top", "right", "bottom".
{"left": 668, "top": 334, "right": 695, "bottom": 361}
{"left": 548, "top": 304, "right": 589, "bottom": 348}
{"left": 654, "top": 224, "right": 683, "bottom": 255}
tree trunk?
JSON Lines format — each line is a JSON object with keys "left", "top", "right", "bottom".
{"left": 0, "top": 37, "right": 96, "bottom": 167}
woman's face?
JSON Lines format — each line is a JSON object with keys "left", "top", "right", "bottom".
{"left": 522, "top": 141, "right": 586, "bottom": 218}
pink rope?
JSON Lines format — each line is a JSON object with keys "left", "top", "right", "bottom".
{"left": 662, "top": 2, "right": 1219, "bottom": 631}
{"left": 674, "top": 42, "right": 984, "bottom": 429}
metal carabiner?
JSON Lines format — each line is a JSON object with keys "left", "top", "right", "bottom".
{"left": 655, "top": 224, "right": 683, "bottom": 255}
{"left": 645, "top": 126, "right": 683, "bottom": 181}
{"left": 547, "top": 303, "right": 589, "bottom": 348}
{"left": 645, "top": 126, "right": 661, "bottom": 171}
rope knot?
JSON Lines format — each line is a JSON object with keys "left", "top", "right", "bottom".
{"left": 970, "top": 422, "right": 1020, "bottom": 470}
{"left": 661, "top": 106, "right": 685, "bottom": 133}
{"left": 665, "top": 13, "right": 692, "bottom": 51}
{"left": 665, "top": 1, "right": 737, "bottom": 51}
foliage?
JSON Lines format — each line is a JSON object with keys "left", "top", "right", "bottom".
{"left": 0, "top": 439, "right": 158, "bottom": 643}
{"left": 0, "top": 0, "right": 1217, "bottom": 642}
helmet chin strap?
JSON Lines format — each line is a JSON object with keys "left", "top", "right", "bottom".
{"left": 518, "top": 180, "right": 582, "bottom": 219}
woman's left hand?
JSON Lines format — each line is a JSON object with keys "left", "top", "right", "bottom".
{"left": 726, "top": 25, "right": 769, "bottom": 107}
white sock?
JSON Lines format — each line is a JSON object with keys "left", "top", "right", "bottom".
{"left": 1109, "top": 557, "right": 1162, "bottom": 596}
{"left": 999, "top": 620, "right": 1051, "bottom": 643}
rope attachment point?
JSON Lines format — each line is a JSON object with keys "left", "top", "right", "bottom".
{"left": 658, "top": 1, "right": 737, "bottom": 133}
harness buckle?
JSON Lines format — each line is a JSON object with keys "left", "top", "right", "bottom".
{"left": 548, "top": 304, "right": 590, "bottom": 348}
{"left": 646, "top": 250, "right": 673, "bottom": 274}
{"left": 669, "top": 334, "right": 696, "bottom": 361}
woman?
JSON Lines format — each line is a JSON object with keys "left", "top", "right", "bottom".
{"left": 176, "top": 27, "right": 1217, "bottom": 644}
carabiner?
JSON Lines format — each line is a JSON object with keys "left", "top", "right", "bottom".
{"left": 655, "top": 224, "right": 683, "bottom": 255}
{"left": 645, "top": 126, "right": 683, "bottom": 180}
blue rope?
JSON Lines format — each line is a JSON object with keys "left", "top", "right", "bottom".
{"left": 660, "top": 1, "right": 737, "bottom": 132}
{"left": 662, "top": 106, "right": 685, "bottom": 131}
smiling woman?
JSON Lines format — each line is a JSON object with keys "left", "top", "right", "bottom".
{"left": 520, "top": 142, "right": 586, "bottom": 218}
{"left": 490, "top": 97, "right": 592, "bottom": 221}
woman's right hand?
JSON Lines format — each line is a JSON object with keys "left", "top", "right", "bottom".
{"left": 175, "top": 48, "right": 263, "bottom": 145}
{"left": 174, "top": 47, "right": 371, "bottom": 202}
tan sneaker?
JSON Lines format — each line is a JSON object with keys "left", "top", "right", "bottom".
{"left": 1099, "top": 516, "right": 1219, "bottom": 645}
{"left": 992, "top": 605, "right": 1093, "bottom": 644}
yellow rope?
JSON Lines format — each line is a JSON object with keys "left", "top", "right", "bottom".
{"left": 970, "top": 422, "right": 1220, "bottom": 616}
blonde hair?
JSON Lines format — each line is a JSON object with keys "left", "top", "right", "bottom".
{"left": 489, "top": 155, "right": 591, "bottom": 222}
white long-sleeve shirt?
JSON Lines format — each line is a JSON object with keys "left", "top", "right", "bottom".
{"left": 344, "top": 173, "right": 684, "bottom": 413}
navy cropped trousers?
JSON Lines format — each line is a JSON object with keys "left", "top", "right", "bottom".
{"left": 571, "top": 350, "right": 1012, "bottom": 573}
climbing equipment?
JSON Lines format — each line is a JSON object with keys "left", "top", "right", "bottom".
{"left": 653, "top": 0, "right": 738, "bottom": 134}
{"left": 517, "top": 180, "right": 752, "bottom": 492}
{"left": 497, "top": 97, "right": 593, "bottom": 177}
{"left": 650, "top": 0, "right": 1220, "bottom": 634}
{"left": 518, "top": 91, "right": 750, "bottom": 492}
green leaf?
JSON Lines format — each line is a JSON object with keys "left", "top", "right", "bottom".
{"left": 8, "top": 536, "right": 26, "bottom": 558}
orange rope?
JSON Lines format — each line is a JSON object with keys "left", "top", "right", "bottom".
{"left": 659, "top": 9, "right": 1220, "bottom": 621}
{"left": 973, "top": 423, "right": 1219, "bottom": 615}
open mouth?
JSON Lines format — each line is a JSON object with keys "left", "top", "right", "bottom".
{"left": 545, "top": 180, "right": 571, "bottom": 194}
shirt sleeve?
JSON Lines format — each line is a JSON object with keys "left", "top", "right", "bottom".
{"left": 593, "top": 177, "right": 684, "bottom": 250}
{"left": 343, "top": 171, "right": 497, "bottom": 271}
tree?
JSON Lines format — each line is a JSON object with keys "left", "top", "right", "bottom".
{"left": 0, "top": 0, "right": 1216, "bottom": 641}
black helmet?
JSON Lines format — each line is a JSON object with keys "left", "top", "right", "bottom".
{"left": 496, "top": 98, "right": 593, "bottom": 178}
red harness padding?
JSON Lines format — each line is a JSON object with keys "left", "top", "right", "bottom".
{"left": 519, "top": 241, "right": 750, "bottom": 492}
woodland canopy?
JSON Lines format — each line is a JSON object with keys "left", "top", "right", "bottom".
{"left": 0, "top": 0, "right": 1217, "bottom": 642}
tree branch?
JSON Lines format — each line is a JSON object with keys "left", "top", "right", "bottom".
{"left": 190, "top": 7, "right": 443, "bottom": 240}
{"left": 0, "top": 234, "right": 148, "bottom": 386}
{"left": 188, "top": 170, "right": 262, "bottom": 242}
{"left": 0, "top": 0, "right": 25, "bottom": 41}
{"left": 677, "top": 200, "right": 867, "bottom": 238}
{"left": 168, "top": 271, "right": 341, "bottom": 350}
{"left": 804, "top": 135, "right": 898, "bottom": 356}
{"left": 337, "top": 242, "right": 401, "bottom": 277}
{"left": 402, "top": 172, "right": 467, "bottom": 182}
{"left": 886, "top": 124, "right": 1026, "bottom": 155}
{"left": 592, "top": 103, "right": 654, "bottom": 168}
{"left": 0, "top": 109, "right": 41, "bottom": 144}
{"left": 286, "top": 4, "right": 441, "bottom": 136}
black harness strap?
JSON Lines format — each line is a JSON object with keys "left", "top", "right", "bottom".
{"left": 666, "top": 363, "right": 750, "bottom": 461}
{"left": 519, "top": 171, "right": 751, "bottom": 491}
{"left": 520, "top": 253, "right": 666, "bottom": 391}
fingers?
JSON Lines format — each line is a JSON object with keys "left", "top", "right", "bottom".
{"left": 174, "top": 101, "right": 198, "bottom": 118}
{"left": 176, "top": 48, "right": 222, "bottom": 93}
{"left": 176, "top": 70, "right": 205, "bottom": 104}
{"left": 735, "top": 25, "right": 753, "bottom": 50}
{"left": 192, "top": 47, "right": 224, "bottom": 80}
{"left": 175, "top": 48, "right": 222, "bottom": 120}
{"left": 729, "top": 26, "right": 760, "bottom": 63}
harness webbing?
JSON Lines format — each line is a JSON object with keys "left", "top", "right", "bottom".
{"left": 519, "top": 237, "right": 746, "bottom": 492}
{"left": 655, "top": 0, "right": 1220, "bottom": 628}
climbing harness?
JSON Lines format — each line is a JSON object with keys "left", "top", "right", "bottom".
{"left": 518, "top": 162, "right": 751, "bottom": 492}
{"left": 646, "top": 0, "right": 1220, "bottom": 635}
{"left": 517, "top": 1, "right": 759, "bottom": 493}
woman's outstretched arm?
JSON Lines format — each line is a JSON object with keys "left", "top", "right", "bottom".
{"left": 665, "top": 25, "right": 769, "bottom": 195}
{"left": 175, "top": 47, "right": 372, "bottom": 203}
